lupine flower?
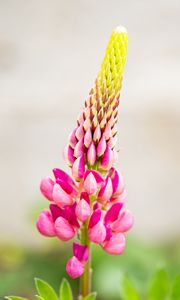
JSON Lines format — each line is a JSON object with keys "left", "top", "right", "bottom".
{"left": 66, "top": 242, "right": 89, "bottom": 278}
{"left": 37, "top": 26, "right": 133, "bottom": 279}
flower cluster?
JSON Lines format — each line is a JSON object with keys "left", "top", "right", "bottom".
{"left": 36, "top": 26, "right": 133, "bottom": 279}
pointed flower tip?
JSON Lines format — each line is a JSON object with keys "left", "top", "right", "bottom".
{"left": 115, "top": 25, "right": 127, "bottom": 33}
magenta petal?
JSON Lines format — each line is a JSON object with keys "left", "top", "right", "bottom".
{"left": 52, "top": 183, "right": 73, "bottom": 207}
{"left": 53, "top": 168, "right": 74, "bottom": 186}
{"left": 88, "top": 221, "right": 106, "bottom": 244}
{"left": 110, "top": 167, "right": 124, "bottom": 195}
{"left": 80, "top": 192, "right": 90, "bottom": 204}
{"left": 75, "top": 125, "right": 84, "bottom": 140}
{"left": 112, "top": 210, "right": 134, "bottom": 233}
{"left": 63, "top": 145, "right": 75, "bottom": 166}
{"left": 98, "top": 177, "right": 113, "bottom": 203}
{"left": 103, "top": 233, "right": 126, "bottom": 255}
{"left": 100, "top": 145, "right": 113, "bottom": 170}
{"left": 73, "top": 242, "right": 89, "bottom": 262}
{"left": 97, "top": 136, "right": 106, "bottom": 157}
{"left": 75, "top": 199, "right": 91, "bottom": 222}
{"left": 88, "top": 209, "right": 101, "bottom": 229}
{"left": 68, "top": 128, "right": 77, "bottom": 148}
{"left": 54, "top": 216, "right": 75, "bottom": 241}
{"left": 74, "top": 137, "right": 84, "bottom": 158}
{"left": 36, "top": 209, "right": 56, "bottom": 237}
{"left": 104, "top": 203, "right": 123, "bottom": 224}
{"left": 40, "top": 177, "right": 54, "bottom": 201}
{"left": 87, "top": 142, "right": 96, "bottom": 166}
{"left": 84, "top": 170, "right": 104, "bottom": 186}
{"left": 49, "top": 203, "right": 64, "bottom": 222}
{"left": 105, "top": 224, "right": 113, "bottom": 241}
{"left": 72, "top": 155, "right": 85, "bottom": 181}
{"left": 66, "top": 256, "right": 85, "bottom": 278}
{"left": 64, "top": 204, "right": 80, "bottom": 228}
{"left": 84, "top": 172, "right": 98, "bottom": 195}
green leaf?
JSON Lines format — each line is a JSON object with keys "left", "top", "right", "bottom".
{"left": 83, "top": 292, "right": 97, "bottom": 300}
{"left": 121, "top": 274, "right": 140, "bottom": 300}
{"left": 171, "top": 275, "right": 180, "bottom": 300}
{"left": 149, "top": 268, "right": 169, "bottom": 300}
{"left": 36, "top": 296, "right": 45, "bottom": 300}
{"left": 60, "top": 278, "right": 73, "bottom": 300}
{"left": 5, "top": 297, "right": 29, "bottom": 300}
{"left": 35, "top": 278, "right": 58, "bottom": 300}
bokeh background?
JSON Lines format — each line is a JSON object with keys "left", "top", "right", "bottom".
{"left": 0, "top": 0, "right": 180, "bottom": 299}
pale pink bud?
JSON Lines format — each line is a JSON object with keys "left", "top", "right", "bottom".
{"left": 36, "top": 209, "right": 56, "bottom": 237}
{"left": 108, "top": 136, "right": 117, "bottom": 149}
{"left": 75, "top": 199, "right": 91, "bottom": 222}
{"left": 98, "top": 177, "right": 113, "bottom": 203}
{"left": 87, "top": 142, "right": 96, "bottom": 166}
{"left": 110, "top": 167, "right": 124, "bottom": 196}
{"left": 93, "top": 125, "right": 101, "bottom": 143}
{"left": 103, "top": 124, "right": 112, "bottom": 140}
{"left": 103, "top": 233, "right": 125, "bottom": 255}
{"left": 74, "top": 137, "right": 84, "bottom": 158}
{"left": 83, "top": 118, "right": 91, "bottom": 131}
{"left": 88, "top": 221, "right": 106, "bottom": 244}
{"left": 112, "top": 210, "right": 134, "bottom": 233}
{"left": 100, "top": 145, "right": 114, "bottom": 170}
{"left": 54, "top": 216, "right": 75, "bottom": 241}
{"left": 40, "top": 177, "right": 54, "bottom": 201}
{"left": 75, "top": 125, "right": 84, "bottom": 140}
{"left": 84, "top": 128, "right": 92, "bottom": 148}
{"left": 97, "top": 136, "right": 106, "bottom": 157}
{"left": 66, "top": 256, "right": 85, "bottom": 278}
{"left": 52, "top": 183, "right": 73, "bottom": 207}
{"left": 84, "top": 172, "right": 98, "bottom": 195}
{"left": 72, "top": 155, "right": 85, "bottom": 181}
{"left": 68, "top": 128, "right": 77, "bottom": 149}
{"left": 63, "top": 145, "right": 75, "bottom": 166}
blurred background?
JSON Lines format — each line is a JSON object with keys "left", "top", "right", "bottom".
{"left": 0, "top": 0, "right": 180, "bottom": 299}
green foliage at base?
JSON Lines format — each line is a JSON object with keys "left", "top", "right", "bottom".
{"left": 5, "top": 278, "right": 96, "bottom": 300}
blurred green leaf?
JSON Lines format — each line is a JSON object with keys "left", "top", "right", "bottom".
{"left": 121, "top": 274, "right": 140, "bottom": 300}
{"left": 170, "top": 275, "right": 180, "bottom": 300}
{"left": 5, "top": 297, "right": 29, "bottom": 300}
{"left": 35, "top": 278, "right": 58, "bottom": 300}
{"left": 36, "top": 296, "right": 45, "bottom": 300}
{"left": 83, "top": 292, "right": 97, "bottom": 299}
{"left": 60, "top": 278, "right": 73, "bottom": 300}
{"left": 149, "top": 268, "right": 169, "bottom": 300}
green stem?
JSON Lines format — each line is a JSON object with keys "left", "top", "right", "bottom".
{"left": 79, "top": 221, "right": 91, "bottom": 299}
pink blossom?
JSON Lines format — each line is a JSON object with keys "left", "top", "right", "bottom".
{"left": 66, "top": 242, "right": 89, "bottom": 278}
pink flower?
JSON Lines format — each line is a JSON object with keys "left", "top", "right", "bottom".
{"left": 66, "top": 242, "right": 89, "bottom": 278}
{"left": 40, "top": 177, "right": 54, "bottom": 201}
{"left": 103, "top": 233, "right": 126, "bottom": 255}
{"left": 83, "top": 170, "right": 104, "bottom": 195}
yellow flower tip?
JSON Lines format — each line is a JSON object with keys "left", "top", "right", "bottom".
{"left": 114, "top": 25, "right": 127, "bottom": 33}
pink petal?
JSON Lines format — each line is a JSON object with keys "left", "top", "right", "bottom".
{"left": 98, "top": 177, "right": 113, "bottom": 203}
{"left": 72, "top": 155, "right": 85, "bottom": 181}
{"left": 36, "top": 209, "right": 56, "bottom": 237}
{"left": 54, "top": 216, "right": 75, "bottom": 241}
{"left": 100, "top": 145, "right": 114, "bottom": 170}
{"left": 74, "top": 138, "right": 84, "bottom": 158}
{"left": 84, "top": 128, "right": 92, "bottom": 148}
{"left": 88, "top": 209, "right": 101, "bottom": 228}
{"left": 40, "top": 177, "right": 54, "bottom": 201}
{"left": 66, "top": 256, "right": 85, "bottom": 278}
{"left": 103, "top": 233, "right": 126, "bottom": 255}
{"left": 103, "top": 124, "right": 112, "bottom": 140}
{"left": 104, "top": 203, "right": 123, "bottom": 224}
{"left": 97, "top": 136, "right": 106, "bottom": 157}
{"left": 52, "top": 183, "right": 73, "bottom": 207}
{"left": 84, "top": 170, "right": 104, "bottom": 187}
{"left": 75, "top": 125, "right": 84, "bottom": 140}
{"left": 112, "top": 210, "right": 134, "bottom": 233}
{"left": 53, "top": 168, "right": 74, "bottom": 186}
{"left": 87, "top": 142, "right": 96, "bottom": 166}
{"left": 88, "top": 221, "right": 106, "bottom": 244}
{"left": 93, "top": 125, "right": 101, "bottom": 143}
{"left": 109, "top": 167, "right": 124, "bottom": 196}
{"left": 50, "top": 203, "right": 63, "bottom": 221}
{"left": 84, "top": 172, "right": 98, "bottom": 195}
{"left": 73, "top": 242, "right": 89, "bottom": 262}
{"left": 63, "top": 145, "right": 75, "bottom": 166}
{"left": 80, "top": 192, "right": 90, "bottom": 204}
{"left": 68, "top": 128, "right": 77, "bottom": 149}
{"left": 75, "top": 199, "right": 91, "bottom": 222}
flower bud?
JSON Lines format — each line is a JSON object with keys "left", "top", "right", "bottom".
{"left": 72, "top": 155, "right": 85, "bottom": 181}
{"left": 40, "top": 177, "right": 54, "bottom": 201}
{"left": 52, "top": 183, "right": 73, "bottom": 207}
{"left": 36, "top": 209, "right": 55, "bottom": 237}
{"left": 103, "top": 233, "right": 125, "bottom": 255}
{"left": 75, "top": 199, "right": 91, "bottom": 222}
{"left": 66, "top": 256, "right": 85, "bottom": 278}
{"left": 54, "top": 216, "right": 75, "bottom": 241}
{"left": 112, "top": 210, "right": 134, "bottom": 233}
